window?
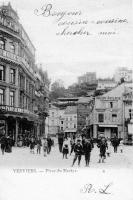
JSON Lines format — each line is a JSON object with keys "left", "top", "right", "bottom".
{"left": 26, "top": 79, "right": 29, "bottom": 92}
{"left": 0, "top": 40, "right": 5, "bottom": 49}
{"left": 10, "top": 68, "right": 15, "bottom": 84}
{"left": 25, "top": 97, "right": 28, "bottom": 109}
{"left": 70, "top": 117, "right": 72, "bottom": 121}
{"left": 61, "top": 121, "right": 63, "bottom": 124}
{"left": 129, "top": 109, "right": 132, "bottom": 119}
{"left": 66, "top": 123, "right": 68, "bottom": 128}
{"left": 98, "top": 113, "right": 104, "bottom": 122}
{"left": 20, "top": 75, "right": 25, "bottom": 89}
{"left": 66, "top": 117, "right": 68, "bottom": 121}
{"left": 110, "top": 102, "right": 113, "bottom": 108}
{"left": 112, "top": 114, "right": 117, "bottom": 122}
{"left": 9, "top": 91, "right": 15, "bottom": 106}
{"left": 74, "top": 124, "right": 76, "bottom": 128}
{"left": 0, "top": 66, "right": 5, "bottom": 81}
{"left": 10, "top": 43, "right": 15, "bottom": 53}
{"left": 52, "top": 112, "right": 54, "bottom": 117}
{"left": 0, "top": 88, "right": 4, "bottom": 105}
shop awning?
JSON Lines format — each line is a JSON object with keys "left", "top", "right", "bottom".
{"left": 99, "top": 124, "right": 118, "bottom": 128}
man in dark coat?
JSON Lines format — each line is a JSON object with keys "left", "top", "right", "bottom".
{"left": 72, "top": 139, "right": 83, "bottom": 167}
{"left": 82, "top": 136, "right": 86, "bottom": 152}
{"left": 5, "top": 136, "right": 13, "bottom": 153}
{"left": 58, "top": 133, "right": 64, "bottom": 153}
{"left": 84, "top": 139, "right": 92, "bottom": 166}
{"left": 0, "top": 135, "right": 7, "bottom": 155}
{"left": 97, "top": 138, "right": 108, "bottom": 163}
{"left": 70, "top": 139, "right": 75, "bottom": 155}
{"left": 90, "top": 137, "right": 94, "bottom": 148}
{"left": 112, "top": 137, "right": 119, "bottom": 153}
{"left": 47, "top": 135, "right": 53, "bottom": 154}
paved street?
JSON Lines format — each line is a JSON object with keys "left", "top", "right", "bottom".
{"left": 0, "top": 139, "right": 133, "bottom": 169}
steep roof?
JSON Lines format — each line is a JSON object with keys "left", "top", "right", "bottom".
{"left": 78, "top": 97, "right": 93, "bottom": 103}
{"left": 101, "top": 83, "right": 133, "bottom": 98}
{"left": 64, "top": 106, "right": 77, "bottom": 115}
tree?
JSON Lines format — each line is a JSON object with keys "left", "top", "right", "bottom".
{"left": 50, "top": 79, "right": 66, "bottom": 101}
{"left": 38, "top": 67, "right": 51, "bottom": 86}
{"left": 67, "top": 82, "right": 97, "bottom": 97}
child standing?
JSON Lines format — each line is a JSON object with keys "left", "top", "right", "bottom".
{"left": 106, "top": 139, "right": 112, "bottom": 157}
{"left": 119, "top": 139, "right": 124, "bottom": 153}
{"left": 62, "top": 144, "right": 69, "bottom": 159}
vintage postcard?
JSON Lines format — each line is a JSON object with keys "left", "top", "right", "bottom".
{"left": 0, "top": 0, "right": 133, "bottom": 199}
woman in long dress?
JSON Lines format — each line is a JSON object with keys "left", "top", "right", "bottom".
{"left": 42, "top": 138, "right": 48, "bottom": 157}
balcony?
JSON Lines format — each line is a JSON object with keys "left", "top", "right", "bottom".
{"left": 0, "top": 105, "right": 38, "bottom": 118}
{"left": 0, "top": 49, "right": 34, "bottom": 75}
{"left": 0, "top": 48, "right": 21, "bottom": 63}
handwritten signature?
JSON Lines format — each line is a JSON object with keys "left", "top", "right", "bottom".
{"left": 80, "top": 183, "right": 113, "bottom": 194}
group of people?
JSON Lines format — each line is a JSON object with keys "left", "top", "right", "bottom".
{"left": 0, "top": 135, "right": 14, "bottom": 155}
{"left": 58, "top": 134, "right": 124, "bottom": 167}
{"left": 0, "top": 130, "right": 124, "bottom": 167}
{"left": 29, "top": 136, "right": 54, "bottom": 157}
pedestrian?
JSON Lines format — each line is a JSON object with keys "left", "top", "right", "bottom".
{"left": 119, "top": 139, "right": 124, "bottom": 153}
{"left": 70, "top": 139, "right": 75, "bottom": 155}
{"left": 62, "top": 144, "right": 69, "bottom": 159}
{"left": 90, "top": 137, "right": 94, "bottom": 149}
{"left": 106, "top": 139, "right": 112, "bottom": 157}
{"left": 42, "top": 138, "right": 48, "bottom": 157}
{"left": 84, "top": 139, "right": 92, "bottom": 167}
{"left": 29, "top": 137, "right": 36, "bottom": 154}
{"left": 47, "top": 135, "right": 53, "bottom": 154}
{"left": 0, "top": 134, "right": 7, "bottom": 155}
{"left": 97, "top": 138, "right": 107, "bottom": 163}
{"left": 58, "top": 133, "right": 64, "bottom": 153}
{"left": 72, "top": 139, "right": 83, "bottom": 167}
{"left": 36, "top": 138, "right": 42, "bottom": 154}
{"left": 5, "top": 136, "right": 12, "bottom": 153}
{"left": 82, "top": 136, "right": 86, "bottom": 150}
{"left": 112, "top": 136, "right": 119, "bottom": 153}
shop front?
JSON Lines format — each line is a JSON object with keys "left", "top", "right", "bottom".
{"left": 0, "top": 110, "right": 39, "bottom": 146}
{"left": 98, "top": 124, "right": 118, "bottom": 138}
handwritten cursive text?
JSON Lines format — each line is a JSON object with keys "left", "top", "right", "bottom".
{"left": 80, "top": 183, "right": 113, "bottom": 194}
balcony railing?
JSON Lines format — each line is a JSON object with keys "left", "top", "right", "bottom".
{"left": 0, "top": 49, "right": 34, "bottom": 75}
{"left": 0, "top": 105, "right": 38, "bottom": 118}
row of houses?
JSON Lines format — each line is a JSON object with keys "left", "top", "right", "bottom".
{"left": 46, "top": 83, "right": 133, "bottom": 142}
{"left": 87, "top": 83, "right": 133, "bottom": 141}
{"left": 45, "top": 104, "right": 77, "bottom": 138}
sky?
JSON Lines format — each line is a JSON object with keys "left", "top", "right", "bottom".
{"left": 1, "top": 0, "right": 133, "bottom": 87}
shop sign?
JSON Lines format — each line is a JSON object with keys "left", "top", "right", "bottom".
{"left": 0, "top": 49, "right": 21, "bottom": 63}
{"left": 97, "top": 96, "right": 121, "bottom": 101}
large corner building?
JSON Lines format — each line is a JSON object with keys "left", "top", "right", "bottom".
{"left": 0, "top": 3, "right": 49, "bottom": 144}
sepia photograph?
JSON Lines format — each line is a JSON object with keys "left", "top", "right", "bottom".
{"left": 0, "top": 0, "right": 132, "bottom": 199}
